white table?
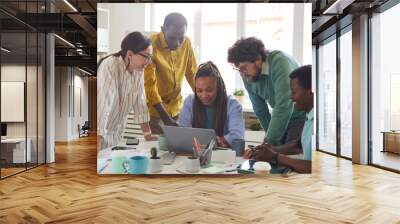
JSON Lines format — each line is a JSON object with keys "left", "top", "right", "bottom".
{"left": 97, "top": 139, "right": 247, "bottom": 175}
{"left": 1, "top": 138, "right": 31, "bottom": 163}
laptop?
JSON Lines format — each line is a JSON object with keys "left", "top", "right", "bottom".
{"left": 162, "top": 126, "right": 216, "bottom": 153}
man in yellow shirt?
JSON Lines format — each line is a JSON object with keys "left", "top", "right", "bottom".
{"left": 144, "top": 13, "right": 197, "bottom": 134}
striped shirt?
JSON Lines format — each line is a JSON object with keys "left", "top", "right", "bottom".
{"left": 97, "top": 56, "right": 150, "bottom": 149}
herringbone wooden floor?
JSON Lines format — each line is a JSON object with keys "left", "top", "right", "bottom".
{"left": 1, "top": 135, "right": 400, "bottom": 223}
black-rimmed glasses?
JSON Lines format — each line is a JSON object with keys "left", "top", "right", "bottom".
{"left": 137, "top": 52, "right": 152, "bottom": 62}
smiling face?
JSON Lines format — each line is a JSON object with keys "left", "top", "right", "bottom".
{"left": 195, "top": 76, "right": 218, "bottom": 106}
{"left": 162, "top": 24, "right": 186, "bottom": 50}
{"left": 290, "top": 77, "right": 313, "bottom": 112}
{"left": 234, "top": 58, "right": 263, "bottom": 82}
{"left": 127, "top": 46, "right": 152, "bottom": 72}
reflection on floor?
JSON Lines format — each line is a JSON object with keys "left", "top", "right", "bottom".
{"left": 0, "top": 162, "right": 41, "bottom": 178}
{"left": 373, "top": 150, "right": 400, "bottom": 171}
{"left": 0, "top": 167, "right": 26, "bottom": 177}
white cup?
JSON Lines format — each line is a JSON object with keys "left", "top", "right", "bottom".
{"left": 149, "top": 158, "right": 162, "bottom": 173}
{"left": 185, "top": 157, "right": 200, "bottom": 173}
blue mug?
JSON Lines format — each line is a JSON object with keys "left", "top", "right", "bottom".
{"left": 123, "top": 156, "right": 148, "bottom": 174}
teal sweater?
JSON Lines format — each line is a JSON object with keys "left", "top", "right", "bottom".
{"left": 243, "top": 50, "right": 306, "bottom": 145}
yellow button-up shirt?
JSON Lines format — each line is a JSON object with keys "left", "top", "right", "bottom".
{"left": 144, "top": 32, "right": 197, "bottom": 118}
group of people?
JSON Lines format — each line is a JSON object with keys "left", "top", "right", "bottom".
{"left": 97, "top": 12, "right": 314, "bottom": 173}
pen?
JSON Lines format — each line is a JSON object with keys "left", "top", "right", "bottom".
{"left": 193, "top": 138, "right": 200, "bottom": 156}
{"left": 195, "top": 137, "right": 201, "bottom": 153}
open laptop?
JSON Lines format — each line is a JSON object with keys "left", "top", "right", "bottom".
{"left": 162, "top": 126, "right": 215, "bottom": 153}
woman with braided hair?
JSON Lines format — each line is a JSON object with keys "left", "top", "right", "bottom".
{"left": 177, "top": 61, "right": 245, "bottom": 147}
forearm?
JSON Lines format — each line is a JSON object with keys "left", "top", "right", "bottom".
{"left": 272, "top": 141, "right": 301, "bottom": 155}
{"left": 139, "top": 122, "right": 152, "bottom": 135}
{"left": 97, "top": 135, "right": 103, "bottom": 151}
{"left": 153, "top": 103, "right": 175, "bottom": 125}
{"left": 277, "top": 154, "right": 311, "bottom": 173}
{"left": 139, "top": 122, "right": 158, "bottom": 141}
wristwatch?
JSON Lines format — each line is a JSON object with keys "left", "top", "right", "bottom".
{"left": 270, "top": 152, "right": 279, "bottom": 166}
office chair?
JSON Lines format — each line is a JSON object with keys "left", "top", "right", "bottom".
{"left": 79, "top": 121, "right": 90, "bottom": 138}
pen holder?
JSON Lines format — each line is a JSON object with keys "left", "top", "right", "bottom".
{"left": 199, "top": 147, "right": 212, "bottom": 167}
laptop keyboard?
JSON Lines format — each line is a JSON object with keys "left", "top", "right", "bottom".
{"left": 160, "top": 152, "right": 176, "bottom": 165}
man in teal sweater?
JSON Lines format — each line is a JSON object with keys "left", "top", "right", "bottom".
{"left": 228, "top": 37, "right": 306, "bottom": 146}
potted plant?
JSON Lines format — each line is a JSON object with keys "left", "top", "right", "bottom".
{"left": 233, "top": 89, "right": 245, "bottom": 105}
{"left": 250, "top": 122, "right": 262, "bottom": 131}
{"left": 149, "top": 147, "right": 162, "bottom": 173}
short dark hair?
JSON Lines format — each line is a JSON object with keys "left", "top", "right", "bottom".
{"left": 289, "top": 65, "right": 312, "bottom": 90}
{"left": 227, "top": 37, "right": 267, "bottom": 66}
{"left": 163, "top": 12, "right": 187, "bottom": 28}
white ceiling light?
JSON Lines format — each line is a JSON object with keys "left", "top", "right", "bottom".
{"left": 323, "top": 0, "right": 355, "bottom": 15}
{"left": 1, "top": 47, "right": 11, "bottom": 53}
{"left": 78, "top": 67, "right": 92, "bottom": 76}
{"left": 63, "top": 0, "right": 78, "bottom": 12}
{"left": 54, "top": 34, "right": 75, "bottom": 48}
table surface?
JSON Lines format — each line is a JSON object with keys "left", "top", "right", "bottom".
{"left": 1, "top": 138, "right": 27, "bottom": 143}
{"left": 97, "top": 139, "right": 261, "bottom": 175}
{"left": 381, "top": 131, "right": 400, "bottom": 134}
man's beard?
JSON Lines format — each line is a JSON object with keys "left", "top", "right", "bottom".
{"left": 251, "top": 74, "right": 261, "bottom": 82}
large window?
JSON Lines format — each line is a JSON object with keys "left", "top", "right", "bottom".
{"left": 339, "top": 28, "right": 352, "bottom": 158}
{"left": 150, "top": 3, "right": 311, "bottom": 111}
{"left": 200, "top": 4, "right": 237, "bottom": 95}
{"left": 316, "top": 27, "right": 353, "bottom": 159}
{"left": 317, "top": 37, "right": 337, "bottom": 154}
{"left": 245, "top": 4, "right": 294, "bottom": 58}
{"left": 371, "top": 2, "right": 400, "bottom": 171}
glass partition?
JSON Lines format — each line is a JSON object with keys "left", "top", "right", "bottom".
{"left": 0, "top": 1, "right": 46, "bottom": 179}
{"left": 371, "top": 3, "right": 400, "bottom": 171}
{"left": 317, "top": 37, "right": 337, "bottom": 155}
{"left": 339, "top": 28, "right": 352, "bottom": 158}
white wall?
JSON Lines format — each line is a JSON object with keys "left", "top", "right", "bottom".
{"left": 1, "top": 65, "right": 32, "bottom": 136}
{"left": 98, "top": 3, "right": 147, "bottom": 54}
{"left": 54, "top": 67, "right": 89, "bottom": 141}
{"left": 1, "top": 64, "right": 46, "bottom": 164}
{"left": 55, "top": 67, "right": 68, "bottom": 141}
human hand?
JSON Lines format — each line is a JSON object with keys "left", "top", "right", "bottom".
{"left": 243, "top": 145, "right": 256, "bottom": 159}
{"left": 249, "top": 145, "right": 277, "bottom": 162}
{"left": 144, "top": 134, "right": 158, "bottom": 141}
{"left": 166, "top": 118, "right": 177, "bottom": 126}
{"left": 216, "top": 136, "right": 230, "bottom": 148}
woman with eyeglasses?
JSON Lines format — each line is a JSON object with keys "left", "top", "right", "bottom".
{"left": 97, "top": 31, "right": 157, "bottom": 150}
{"left": 177, "top": 61, "right": 245, "bottom": 148}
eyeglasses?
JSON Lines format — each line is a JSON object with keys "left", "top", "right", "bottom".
{"left": 232, "top": 62, "right": 251, "bottom": 74}
{"left": 137, "top": 52, "right": 152, "bottom": 62}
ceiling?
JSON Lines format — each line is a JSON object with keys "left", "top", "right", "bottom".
{"left": 0, "top": 0, "right": 97, "bottom": 74}
{"left": 0, "top": 0, "right": 394, "bottom": 75}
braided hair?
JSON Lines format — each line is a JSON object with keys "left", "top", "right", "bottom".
{"left": 192, "top": 61, "right": 228, "bottom": 137}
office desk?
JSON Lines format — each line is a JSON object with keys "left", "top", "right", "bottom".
{"left": 97, "top": 139, "right": 255, "bottom": 175}
{"left": 381, "top": 131, "right": 400, "bottom": 154}
{"left": 1, "top": 138, "right": 32, "bottom": 163}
